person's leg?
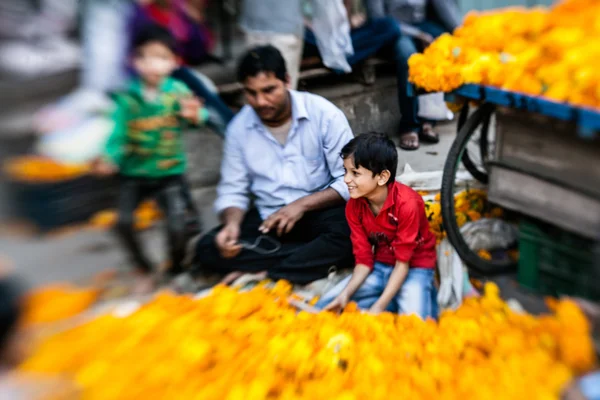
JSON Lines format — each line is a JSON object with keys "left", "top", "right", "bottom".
{"left": 171, "top": 67, "right": 234, "bottom": 137}
{"left": 155, "top": 177, "right": 188, "bottom": 275}
{"left": 194, "top": 209, "right": 304, "bottom": 276}
{"left": 315, "top": 265, "right": 387, "bottom": 310}
{"left": 268, "top": 205, "right": 354, "bottom": 285}
{"left": 394, "top": 268, "right": 438, "bottom": 319}
{"left": 346, "top": 17, "right": 401, "bottom": 66}
{"left": 393, "top": 32, "right": 422, "bottom": 150}
{"left": 115, "top": 178, "right": 153, "bottom": 272}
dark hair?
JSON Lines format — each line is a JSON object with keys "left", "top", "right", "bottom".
{"left": 237, "top": 45, "right": 287, "bottom": 83}
{"left": 341, "top": 132, "right": 398, "bottom": 185}
{"left": 132, "top": 24, "right": 178, "bottom": 55}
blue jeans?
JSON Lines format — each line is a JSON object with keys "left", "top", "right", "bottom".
{"left": 304, "top": 17, "right": 401, "bottom": 73}
{"left": 394, "top": 21, "right": 447, "bottom": 132}
{"left": 316, "top": 262, "right": 438, "bottom": 319}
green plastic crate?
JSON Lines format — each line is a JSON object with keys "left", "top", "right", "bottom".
{"left": 518, "top": 219, "right": 600, "bottom": 301}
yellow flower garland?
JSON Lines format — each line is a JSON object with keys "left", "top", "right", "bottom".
{"left": 18, "top": 282, "right": 597, "bottom": 399}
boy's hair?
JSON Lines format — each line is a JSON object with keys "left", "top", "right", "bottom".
{"left": 341, "top": 132, "right": 398, "bottom": 185}
{"left": 132, "top": 24, "right": 178, "bottom": 55}
{"left": 237, "top": 45, "right": 287, "bottom": 83}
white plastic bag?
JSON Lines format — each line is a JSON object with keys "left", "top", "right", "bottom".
{"left": 308, "top": 0, "right": 354, "bottom": 73}
{"left": 418, "top": 92, "right": 453, "bottom": 121}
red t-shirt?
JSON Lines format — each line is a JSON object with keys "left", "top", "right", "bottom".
{"left": 345, "top": 181, "right": 437, "bottom": 269}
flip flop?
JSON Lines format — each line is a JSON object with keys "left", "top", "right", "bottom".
{"left": 399, "top": 131, "right": 420, "bottom": 151}
{"left": 419, "top": 124, "right": 440, "bottom": 144}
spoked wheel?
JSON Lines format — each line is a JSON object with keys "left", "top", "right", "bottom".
{"left": 441, "top": 102, "right": 516, "bottom": 274}
{"left": 456, "top": 102, "right": 493, "bottom": 184}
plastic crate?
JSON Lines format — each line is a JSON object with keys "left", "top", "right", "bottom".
{"left": 8, "top": 176, "right": 118, "bottom": 231}
{"left": 518, "top": 219, "right": 600, "bottom": 301}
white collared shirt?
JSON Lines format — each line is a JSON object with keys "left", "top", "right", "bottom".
{"left": 214, "top": 90, "right": 353, "bottom": 220}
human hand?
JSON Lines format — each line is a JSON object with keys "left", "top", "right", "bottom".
{"left": 259, "top": 202, "right": 305, "bottom": 236}
{"left": 178, "top": 96, "right": 203, "bottom": 124}
{"left": 417, "top": 32, "right": 435, "bottom": 45}
{"left": 91, "top": 157, "right": 118, "bottom": 177}
{"left": 368, "top": 302, "right": 387, "bottom": 315}
{"left": 323, "top": 292, "right": 350, "bottom": 314}
{"left": 215, "top": 223, "right": 242, "bottom": 259}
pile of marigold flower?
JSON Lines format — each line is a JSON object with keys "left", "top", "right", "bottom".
{"left": 88, "top": 201, "right": 163, "bottom": 231}
{"left": 424, "top": 189, "right": 503, "bottom": 243}
{"left": 19, "top": 281, "right": 597, "bottom": 399}
{"left": 408, "top": 0, "right": 600, "bottom": 109}
{"left": 3, "top": 156, "right": 90, "bottom": 183}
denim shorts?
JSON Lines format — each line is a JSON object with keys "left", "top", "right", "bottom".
{"left": 316, "top": 262, "right": 438, "bottom": 319}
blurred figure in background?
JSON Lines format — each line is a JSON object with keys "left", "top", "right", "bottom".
{"left": 240, "top": 0, "right": 304, "bottom": 90}
{"left": 0, "top": 0, "right": 80, "bottom": 79}
{"left": 93, "top": 25, "right": 207, "bottom": 293}
{"left": 35, "top": 0, "right": 234, "bottom": 164}
{"left": 366, "top": 0, "right": 461, "bottom": 150}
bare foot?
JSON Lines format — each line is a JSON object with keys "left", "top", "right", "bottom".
{"left": 131, "top": 273, "right": 157, "bottom": 295}
{"left": 221, "top": 271, "right": 245, "bottom": 285}
{"left": 232, "top": 271, "right": 268, "bottom": 287}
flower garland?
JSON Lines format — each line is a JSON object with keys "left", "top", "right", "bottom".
{"left": 18, "top": 281, "right": 597, "bottom": 399}
{"left": 408, "top": 0, "right": 600, "bottom": 109}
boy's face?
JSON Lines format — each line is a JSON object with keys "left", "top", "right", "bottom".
{"left": 243, "top": 72, "right": 290, "bottom": 124}
{"left": 133, "top": 42, "right": 178, "bottom": 87}
{"left": 343, "top": 157, "right": 387, "bottom": 199}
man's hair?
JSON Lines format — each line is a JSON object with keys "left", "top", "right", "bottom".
{"left": 132, "top": 24, "right": 178, "bottom": 55}
{"left": 341, "top": 132, "right": 398, "bottom": 185}
{"left": 237, "top": 45, "right": 287, "bottom": 83}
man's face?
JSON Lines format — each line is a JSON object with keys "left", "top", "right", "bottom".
{"left": 133, "top": 41, "right": 178, "bottom": 87}
{"left": 243, "top": 72, "right": 290, "bottom": 123}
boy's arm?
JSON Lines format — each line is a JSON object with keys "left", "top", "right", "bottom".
{"left": 99, "top": 97, "right": 128, "bottom": 172}
{"left": 324, "top": 203, "right": 374, "bottom": 311}
{"left": 369, "top": 200, "right": 421, "bottom": 313}
{"left": 173, "top": 81, "right": 209, "bottom": 126}
{"left": 369, "top": 260, "right": 409, "bottom": 314}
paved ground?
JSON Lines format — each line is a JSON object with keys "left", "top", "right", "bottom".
{"left": 0, "top": 122, "right": 457, "bottom": 288}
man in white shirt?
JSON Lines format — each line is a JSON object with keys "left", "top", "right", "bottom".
{"left": 193, "top": 45, "right": 354, "bottom": 285}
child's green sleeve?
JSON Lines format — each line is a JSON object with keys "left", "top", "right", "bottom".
{"left": 104, "top": 97, "right": 128, "bottom": 166}
{"left": 173, "top": 81, "right": 209, "bottom": 126}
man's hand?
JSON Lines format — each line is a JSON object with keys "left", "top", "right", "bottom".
{"left": 91, "top": 157, "right": 118, "bottom": 177}
{"left": 178, "top": 95, "right": 204, "bottom": 124}
{"left": 368, "top": 302, "right": 387, "bottom": 315}
{"left": 323, "top": 292, "right": 350, "bottom": 314}
{"left": 417, "top": 32, "right": 435, "bottom": 45}
{"left": 259, "top": 202, "right": 305, "bottom": 236}
{"left": 215, "top": 223, "right": 242, "bottom": 259}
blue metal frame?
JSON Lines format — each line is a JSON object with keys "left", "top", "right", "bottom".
{"left": 444, "top": 84, "right": 600, "bottom": 139}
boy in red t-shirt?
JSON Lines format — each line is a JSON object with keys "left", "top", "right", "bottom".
{"left": 317, "top": 132, "right": 438, "bottom": 318}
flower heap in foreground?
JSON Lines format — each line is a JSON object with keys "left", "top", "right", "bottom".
{"left": 408, "top": 0, "right": 600, "bottom": 109}
{"left": 20, "top": 281, "right": 597, "bottom": 399}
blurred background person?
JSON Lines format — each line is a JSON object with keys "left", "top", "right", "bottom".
{"left": 240, "top": 0, "right": 304, "bottom": 90}
{"left": 366, "top": 0, "right": 461, "bottom": 150}
{"left": 34, "top": 0, "right": 234, "bottom": 165}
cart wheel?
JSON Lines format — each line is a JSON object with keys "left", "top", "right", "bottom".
{"left": 441, "top": 103, "right": 516, "bottom": 274}
{"left": 456, "top": 102, "right": 492, "bottom": 184}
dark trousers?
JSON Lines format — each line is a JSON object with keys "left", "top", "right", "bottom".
{"left": 116, "top": 175, "right": 188, "bottom": 274}
{"left": 195, "top": 206, "right": 354, "bottom": 285}
{"left": 393, "top": 21, "right": 447, "bottom": 132}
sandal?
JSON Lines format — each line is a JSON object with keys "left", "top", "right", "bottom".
{"left": 399, "top": 131, "right": 420, "bottom": 151}
{"left": 419, "top": 123, "right": 440, "bottom": 144}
